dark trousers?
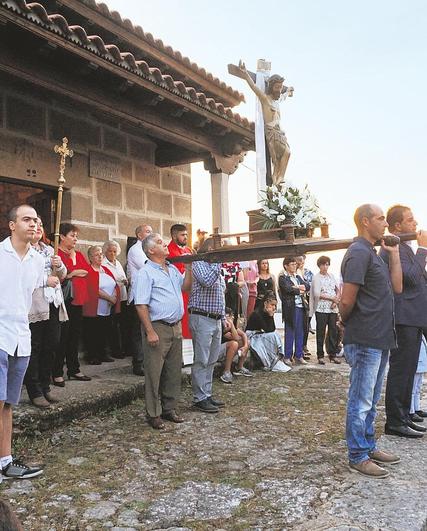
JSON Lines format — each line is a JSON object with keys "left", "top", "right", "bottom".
{"left": 107, "top": 301, "right": 131, "bottom": 357}
{"left": 25, "top": 304, "right": 60, "bottom": 399}
{"left": 315, "top": 311, "right": 338, "bottom": 359}
{"left": 83, "top": 316, "right": 109, "bottom": 362}
{"left": 53, "top": 302, "right": 82, "bottom": 378}
{"left": 129, "top": 303, "right": 144, "bottom": 368}
{"left": 385, "top": 325, "right": 422, "bottom": 427}
{"left": 303, "top": 311, "right": 310, "bottom": 349}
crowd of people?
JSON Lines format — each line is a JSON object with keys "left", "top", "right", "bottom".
{"left": 0, "top": 202, "right": 426, "bottom": 483}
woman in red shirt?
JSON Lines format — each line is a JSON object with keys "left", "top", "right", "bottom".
{"left": 52, "top": 223, "right": 91, "bottom": 385}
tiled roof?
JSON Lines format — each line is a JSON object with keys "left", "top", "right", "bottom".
{"left": 70, "top": 0, "right": 245, "bottom": 104}
{"left": 1, "top": 0, "right": 254, "bottom": 131}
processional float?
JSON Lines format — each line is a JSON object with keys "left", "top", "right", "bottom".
{"left": 172, "top": 58, "right": 417, "bottom": 263}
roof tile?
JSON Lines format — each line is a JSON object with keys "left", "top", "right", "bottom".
{"left": 1, "top": 0, "right": 253, "bottom": 131}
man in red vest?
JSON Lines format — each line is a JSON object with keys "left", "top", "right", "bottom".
{"left": 167, "top": 224, "right": 192, "bottom": 339}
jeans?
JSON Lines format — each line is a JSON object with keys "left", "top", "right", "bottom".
{"left": 284, "top": 307, "right": 305, "bottom": 359}
{"left": 189, "top": 314, "right": 221, "bottom": 402}
{"left": 344, "top": 343, "right": 389, "bottom": 464}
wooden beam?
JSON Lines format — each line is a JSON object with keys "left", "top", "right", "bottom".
{"left": 58, "top": 0, "right": 244, "bottom": 107}
{"left": 169, "top": 233, "right": 417, "bottom": 264}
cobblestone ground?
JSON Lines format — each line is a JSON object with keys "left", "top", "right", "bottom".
{"left": 2, "top": 361, "right": 427, "bottom": 530}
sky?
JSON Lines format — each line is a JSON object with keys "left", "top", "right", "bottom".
{"left": 102, "top": 0, "right": 427, "bottom": 272}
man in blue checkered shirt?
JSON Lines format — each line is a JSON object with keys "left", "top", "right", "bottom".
{"left": 189, "top": 237, "right": 229, "bottom": 413}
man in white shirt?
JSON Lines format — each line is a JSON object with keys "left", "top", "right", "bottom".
{"left": 0, "top": 205, "right": 46, "bottom": 480}
{"left": 126, "top": 224, "right": 152, "bottom": 375}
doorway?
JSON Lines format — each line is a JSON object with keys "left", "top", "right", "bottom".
{"left": 0, "top": 179, "right": 56, "bottom": 241}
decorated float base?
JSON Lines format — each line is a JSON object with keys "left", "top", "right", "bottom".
{"left": 246, "top": 208, "right": 329, "bottom": 244}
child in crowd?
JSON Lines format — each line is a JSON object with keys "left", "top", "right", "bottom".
{"left": 219, "top": 308, "right": 253, "bottom": 384}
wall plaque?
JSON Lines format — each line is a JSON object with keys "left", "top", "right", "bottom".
{"left": 89, "top": 152, "right": 122, "bottom": 183}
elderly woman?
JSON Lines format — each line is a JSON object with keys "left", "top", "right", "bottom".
{"left": 24, "top": 218, "right": 68, "bottom": 408}
{"left": 83, "top": 246, "right": 120, "bottom": 365}
{"left": 309, "top": 255, "right": 341, "bottom": 365}
{"left": 102, "top": 240, "right": 129, "bottom": 359}
{"left": 246, "top": 293, "right": 290, "bottom": 372}
{"left": 53, "top": 223, "right": 91, "bottom": 385}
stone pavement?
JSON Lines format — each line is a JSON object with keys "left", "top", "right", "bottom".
{"left": 3, "top": 337, "right": 427, "bottom": 530}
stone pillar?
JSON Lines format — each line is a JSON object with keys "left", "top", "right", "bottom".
{"left": 210, "top": 171, "right": 230, "bottom": 233}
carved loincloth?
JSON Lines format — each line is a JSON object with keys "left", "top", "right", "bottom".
{"left": 265, "top": 125, "right": 289, "bottom": 160}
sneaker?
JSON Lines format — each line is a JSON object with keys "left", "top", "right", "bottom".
{"left": 348, "top": 459, "right": 389, "bottom": 478}
{"left": 220, "top": 371, "right": 233, "bottom": 384}
{"left": 368, "top": 450, "right": 400, "bottom": 465}
{"left": 233, "top": 367, "right": 254, "bottom": 377}
{"left": 193, "top": 399, "right": 219, "bottom": 413}
{"left": 2, "top": 458, "right": 43, "bottom": 480}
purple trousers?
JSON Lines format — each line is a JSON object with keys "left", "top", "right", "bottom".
{"left": 285, "top": 307, "right": 305, "bottom": 359}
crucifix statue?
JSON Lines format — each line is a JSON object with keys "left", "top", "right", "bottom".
{"left": 229, "top": 60, "right": 293, "bottom": 189}
{"left": 53, "top": 137, "right": 73, "bottom": 254}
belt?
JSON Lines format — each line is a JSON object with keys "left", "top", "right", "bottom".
{"left": 152, "top": 319, "right": 180, "bottom": 327}
{"left": 189, "top": 309, "right": 222, "bottom": 320}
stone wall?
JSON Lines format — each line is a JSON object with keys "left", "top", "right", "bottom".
{"left": 0, "top": 85, "right": 192, "bottom": 255}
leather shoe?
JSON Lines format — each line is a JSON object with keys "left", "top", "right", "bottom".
{"left": 193, "top": 398, "right": 219, "bottom": 413}
{"left": 161, "top": 410, "right": 184, "bottom": 423}
{"left": 209, "top": 397, "right": 225, "bottom": 408}
{"left": 44, "top": 392, "right": 60, "bottom": 404}
{"left": 31, "top": 396, "right": 51, "bottom": 409}
{"left": 147, "top": 416, "right": 165, "bottom": 429}
{"left": 385, "top": 424, "right": 424, "bottom": 438}
{"left": 133, "top": 365, "right": 144, "bottom": 376}
{"left": 409, "top": 412, "right": 424, "bottom": 423}
{"left": 407, "top": 419, "right": 427, "bottom": 432}
{"left": 416, "top": 410, "right": 427, "bottom": 418}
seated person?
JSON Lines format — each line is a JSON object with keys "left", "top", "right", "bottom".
{"left": 246, "top": 293, "right": 290, "bottom": 372}
{"left": 219, "top": 308, "right": 253, "bottom": 384}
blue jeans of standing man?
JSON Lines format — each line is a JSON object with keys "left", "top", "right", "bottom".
{"left": 344, "top": 344, "right": 389, "bottom": 464}
{"left": 189, "top": 314, "right": 222, "bottom": 403}
{"left": 284, "top": 307, "right": 305, "bottom": 359}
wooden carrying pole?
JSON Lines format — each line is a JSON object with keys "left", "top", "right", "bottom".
{"left": 53, "top": 137, "right": 73, "bottom": 254}
{"left": 168, "top": 232, "right": 418, "bottom": 264}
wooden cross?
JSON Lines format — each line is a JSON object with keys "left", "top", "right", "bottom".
{"left": 53, "top": 137, "right": 74, "bottom": 254}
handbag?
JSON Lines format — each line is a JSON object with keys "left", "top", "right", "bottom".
{"left": 61, "top": 278, "right": 73, "bottom": 303}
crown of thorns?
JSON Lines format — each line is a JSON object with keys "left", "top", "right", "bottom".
{"left": 265, "top": 74, "right": 285, "bottom": 94}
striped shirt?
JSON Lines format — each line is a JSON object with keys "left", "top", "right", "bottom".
{"left": 133, "top": 260, "right": 184, "bottom": 323}
{"left": 189, "top": 261, "right": 225, "bottom": 316}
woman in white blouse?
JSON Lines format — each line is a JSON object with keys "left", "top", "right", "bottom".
{"left": 309, "top": 256, "right": 341, "bottom": 365}
{"left": 102, "top": 240, "right": 129, "bottom": 358}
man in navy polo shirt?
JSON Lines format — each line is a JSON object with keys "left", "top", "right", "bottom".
{"left": 339, "top": 204, "right": 402, "bottom": 478}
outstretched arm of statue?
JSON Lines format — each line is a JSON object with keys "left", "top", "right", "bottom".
{"left": 238, "top": 60, "right": 267, "bottom": 102}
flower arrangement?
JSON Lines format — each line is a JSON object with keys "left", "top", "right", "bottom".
{"left": 258, "top": 184, "right": 326, "bottom": 231}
